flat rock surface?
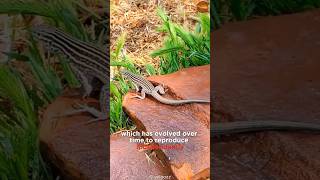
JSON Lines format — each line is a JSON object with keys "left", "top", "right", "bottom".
{"left": 123, "top": 65, "right": 210, "bottom": 179}
{"left": 213, "top": 10, "right": 320, "bottom": 123}
{"left": 110, "top": 133, "right": 174, "bottom": 180}
{"left": 40, "top": 95, "right": 108, "bottom": 180}
{"left": 212, "top": 10, "right": 320, "bottom": 179}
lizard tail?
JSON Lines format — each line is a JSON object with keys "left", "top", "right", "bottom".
{"left": 152, "top": 92, "right": 210, "bottom": 105}
{"left": 212, "top": 120, "right": 320, "bottom": 135}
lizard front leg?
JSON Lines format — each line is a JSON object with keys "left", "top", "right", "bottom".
{"left": 58, "top": 84, "right": 108, "bottom": 124}
{"left": 99, "top": 84, "right": 109, "bottom": 114}
{"left": 154, "top": 85, "right": 165, "bottom": 95}
{"left": 131, "top": 89, "right": 146, "bottom": 99}
{"left": 132, "top": 82, "right": 140, "bottom": 92}
{"left": 70, "top": 65, "right": 93, "bottom": 98}
{"left": 78, "top": 84, "right": 108, "bottom": 124}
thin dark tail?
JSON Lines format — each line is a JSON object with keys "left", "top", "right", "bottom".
{"left": 212, "top": 120, "right": 320, "bottom": 135}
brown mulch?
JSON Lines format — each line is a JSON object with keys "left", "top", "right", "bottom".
{"left": 110, "top": 0, "right": 208, "bottom": 70}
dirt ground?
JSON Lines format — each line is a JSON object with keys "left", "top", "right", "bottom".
{"left": 110, "top": 0, "right": 208, "bottom": 69}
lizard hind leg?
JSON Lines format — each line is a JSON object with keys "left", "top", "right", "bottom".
{"left": 154, "top": 85, "right": 165, "bottom": 95}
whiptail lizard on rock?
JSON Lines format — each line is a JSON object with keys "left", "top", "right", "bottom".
{"left": 121, "top": 69, "right": 210, "bottom": 105}
{"left": 31, "top": 25, "right": 108, "bottom": 121}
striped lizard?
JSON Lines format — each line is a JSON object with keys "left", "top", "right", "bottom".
{"left": 121, "top": 69, "right": 210, "bottom": 105}
{"left": 31, "top": 25, "right": 108, "bottom": 121}
{"left": 121, "top": 70, "right": 320, "bottom": 135}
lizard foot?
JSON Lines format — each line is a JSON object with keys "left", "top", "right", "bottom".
{"left": 72, "top": 103, "right": 107, "bottom": 124}
{"left": 84, "top": 115, "right": 107, "bottom": 125}
{"left": 57, "top": 103, "right": 106, "bottom": 120}
{"left": 130, "top": 95, "right": 145, "bottom": 99}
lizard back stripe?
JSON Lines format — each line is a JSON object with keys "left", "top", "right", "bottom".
{"left": 33, "top": 25, "right": 107, "bottom": 61}
{"left": 37, "top": 32, "right": 108, "bottom": 70}
{"left": 124, "top": 71, "right": 154, "bottom": 92}
{"left": 37, "top": 33, "right": 107, "bottom": 83}
{"left": 53, "top": 29, "right": 107, "bottom": 60}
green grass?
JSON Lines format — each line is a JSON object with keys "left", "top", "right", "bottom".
{"left": 151, "top": 8, "right": 210, "bottom": 74}
{"left": 212, "top": 0, "right": 320, "bottom": 29}
{"left": 0, "top": 65, "right": 51, "bottom": 179}
{"left": 0, "top": 0, "right": 107, "bottom": 178}
{"left": 110, "top": 33, "right": 137, "bottom": 133}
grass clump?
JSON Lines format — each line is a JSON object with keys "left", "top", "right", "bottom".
{"left": 110, "top": 33, "right": 136, "bottom": 133}
{"left": 151, "top": 8, "right": 210, "bottom": 74}
{"left": 0, "top": 65, "right": 52, "bottom": 179}
{"left": 0, "top": 0, "right": 107, "bottom": 178}
{"left": 212, "top": 0, "right": 320, "bottom": 29}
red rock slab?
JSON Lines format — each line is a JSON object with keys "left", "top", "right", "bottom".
{"left": 212, "top": 10, "right": 320, "bottom": 179}
{"left": 122, "top": 65, "right": 210, "bottom": 179}
{"left": 110, "top": 133, "right": 175, "bottom": 180}
{"left": 212, "top": 151, "right": 263, "bottom": 180}
{"left": 40, "top": 95, "right": 108, "bottom": 180}
{"left": 213, "top": 132, "right": 320, "bottom": 179}
{"left": 213, "top": 10, "right": 320, "bottom": 123}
